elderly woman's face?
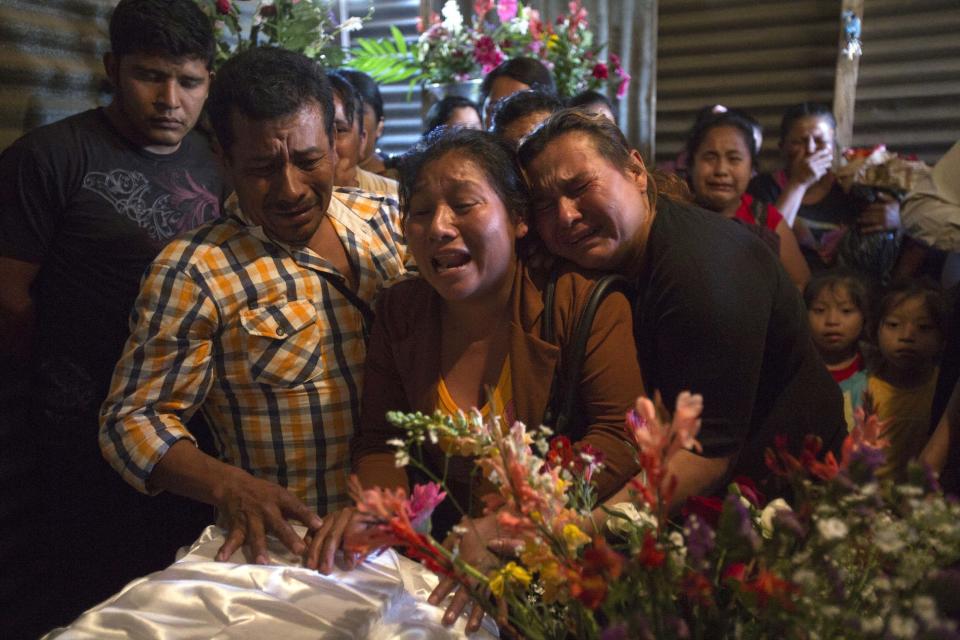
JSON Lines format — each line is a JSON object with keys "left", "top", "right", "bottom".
{"left": 781, "top": 115, "right": 834, "bottom": 163}
{"left": 525, "top": 131, "right": 648, "bottom": 271}
{"left": 405, "top": 151, "right": 527, "bottom": 303}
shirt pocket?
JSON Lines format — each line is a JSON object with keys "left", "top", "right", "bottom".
{"left": 239, "top": 299, "right": 324, "bottom": 387}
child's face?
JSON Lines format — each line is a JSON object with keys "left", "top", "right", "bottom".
{"left": 877, "top": 295, "right": 943, "bottom": 373}
{"left": 808, "top": 286, "right": 864, "bottom": 358}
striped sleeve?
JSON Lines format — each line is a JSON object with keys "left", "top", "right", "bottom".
{"left": 98, "top": 260, "right": 220, "bottom": 494}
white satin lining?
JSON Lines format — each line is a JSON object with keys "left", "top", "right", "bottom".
{"left": 45, "top": 525, "right": 498, "bottom": 639}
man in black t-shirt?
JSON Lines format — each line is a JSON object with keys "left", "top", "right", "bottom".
{"left": 0, "top": 1, "right": 224, "bottom": 634}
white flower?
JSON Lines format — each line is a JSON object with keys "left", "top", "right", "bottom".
{"left": 914, "top": 595, "right": 938, "bottom": 623}
{"left": 394, "top": 450, "right": 410, "bottom": 467}
{"left": 385, "top": 438, "right": 405, "bottom": 448}
{"left": 860, "top": 617, "right": 884, "bottom": 633}
{"left": 759, "top": 498, "right": 792, "bottom": 539}
{"left": 340, "top": 16, "right": 364, "bottom": 33}
{"left": 889, "top": 615, "right": 917, "bottom": 638}
{"left": 668, "top": 531, "right": 686, "bottom": 564}
{"left": 816, "top": 517, "right": 849, "bottom": 541}
{"left": 606, "top": 502, "right": 656, "bottom": 536}
{"left": 875, "top": 525, "right": 906, "bottom": 554}
{"left": 441, "top": 0, "right": 463, "bottom": 33}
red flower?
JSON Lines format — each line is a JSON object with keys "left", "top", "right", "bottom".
{"left": 682, "top": 495, "right": 723, "bottom": 529}
{"left": 732, "top": 476, "right": 764, "bottom": 507}
{"left": 259, "top": 4, "right": 277, "bottom": 17}
{"left": 743, "top": 568, "right": 799, "bottom": 610}
{"left": 215, "top": 0, "right": 231, "bottom": 15}
{"left": 722, "top": 561, "right": 747, "bottom": 583}
{"left": 569, "top": 571, "right": 608, "bottom": 609}
{"left": 473, "top": 35, "right": 504, "bottom": 74}
{"left": 545, "top": 435, "right": 574, "bottom": 469}
{"left": 681, "top": 571, "right": 713, "bottom": 606}
{"left": 582, "top": 537, "right": 624, "bottom": 580}
{"left": 637, "top": 531, "right": 666, "bottom": 568}
{"left": 474, "top": 0, "right": 495, "bottom": 19}
{"left": 591, "top": 62, "right": 609, "bottom": 80}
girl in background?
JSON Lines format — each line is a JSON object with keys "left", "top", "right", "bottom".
{"left": 868, "top": 280, "right": 946, "bottom": 477}
{"left": 805, "top": 271, "right": 870, "bottom": 430}
{"left": 687, "top": 111, "right": 810, "bottom": 288}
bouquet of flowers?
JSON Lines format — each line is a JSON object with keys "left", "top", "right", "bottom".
{"left": 836, "top": 145, "right": 932, "bottom": 196}
{"left": 347, "top": 394, "right": 960, "bottom": 639}
{"left": 195, "top": 0, "right": 369, "bottom": 68}
{"left": 348, "top": 1, "right": 630, "bottom": 99}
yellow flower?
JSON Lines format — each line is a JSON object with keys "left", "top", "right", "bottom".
{"left": 546, "top": 34, "right": 560, "bottom": 51}
{"left": 562, "top": 523, "right": 591, "bottom": 551}
{"left": 487, "top": 561, "right": 533, "bottom": 597}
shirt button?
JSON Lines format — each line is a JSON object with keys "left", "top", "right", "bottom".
{"left": 276, "top": 327, "right": 285, "bottom": 336}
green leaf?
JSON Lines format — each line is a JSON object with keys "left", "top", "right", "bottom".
{"left": 391, "top": 25, "right": 408, "bottom": 55}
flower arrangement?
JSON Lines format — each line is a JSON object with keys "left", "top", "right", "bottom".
{"left": 349, "top": 1, "right": 630, "bottom": 99}
{"left": 194, "top": 0, "right": 369, "bottom": 68}
{"left": 346, "top": 396, "right": 960, "bottom": 639}
{"left": 837, "top": 145, "right": 932, "bottom": 196}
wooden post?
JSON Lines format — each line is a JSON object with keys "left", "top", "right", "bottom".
{"left": 625, "top": 0, "right": 657, "bottom": 163}
{"left": 832, "top": 0, "right": 864, "bottom": 152}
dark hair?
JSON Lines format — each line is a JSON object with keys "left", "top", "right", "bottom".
{"left": 327, "top": 71, "right": 364, "bottom": 135}
{"left": 567, "top": 89, "right": 614, "bottom": 114}
{"left": 480, "top": 57, "right": 557, "bottom": 107}
{"left": 804, "top": 271, "right": 871, "bottom": 339}
{"left": 875, "top": 278, "right": 948, "bottom": 343}
{"left": 397, "top": 128, "right": 529, "bottom": 226}
{"left": 207, "top": 47, "right": 335, "bottom": 154}
{"left": 109, "top": 0, "right": 215, "bottom": 68}
{"left": 339, "top": 69, "right": 384, "bottom": 123}
{"left": 778, "top": 102, "right": 836, "bottom": 145}
{"left": 491, "top": 90, "right": 564, "bottom": 138}
{"left": 424, "top": 96, "right": 481, "bottom": 135}
{"left": 517, "top": 108, "right": 692, "bottom": 209}
{"left": 685, "top": 111, "right": 759, "bottom": 167}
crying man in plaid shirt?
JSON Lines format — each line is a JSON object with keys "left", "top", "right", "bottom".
{"left": 99, "top": 47, "right": 408, "bottom": 571}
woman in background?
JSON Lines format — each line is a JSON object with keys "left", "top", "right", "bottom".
{"left": 748, "top": 102, "right": 901, "bottom": 279}
{"left": 423, "top": 95, "right": 483, "bottom": 136}
{"left": 687, "top": 111, "right": 809, "bottom": 288}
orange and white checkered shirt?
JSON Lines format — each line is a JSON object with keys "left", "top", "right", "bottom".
{"left": 99, "top": 188, "right": 408, "bottom": 514}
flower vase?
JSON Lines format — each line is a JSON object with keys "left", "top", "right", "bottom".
{"left": 421, "top": 78, "right": 483, "bottom": 121}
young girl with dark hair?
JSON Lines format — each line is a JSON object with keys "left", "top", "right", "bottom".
{"left": 687, "top": 111, "right": 809, "bottom": 288}
{"left": 804, "top": 271, "right": 871, "bottom": 429}
{"left": 868, "top": 279, "right": 947, "bottom": 477}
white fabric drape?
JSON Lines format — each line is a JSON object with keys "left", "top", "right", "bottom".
{"left": 46, "top": 525, "right": 499, "bottom": 639}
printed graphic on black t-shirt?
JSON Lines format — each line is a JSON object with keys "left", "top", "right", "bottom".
{"left": 82, "top": 168, "right": 219, "bottom": 241}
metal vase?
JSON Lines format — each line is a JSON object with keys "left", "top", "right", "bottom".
{"left": 421, "top": 78, "right": 483, "bottom": 122}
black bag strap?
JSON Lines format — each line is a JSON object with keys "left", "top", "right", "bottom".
{"left": 316, "top": 271, "right": 374, "bottom": 343}
{"left": 750, "top": 196, "right": 768, "bottom": 228}
{"left": 541, "top": 268, "right": 633, "bottom": 436}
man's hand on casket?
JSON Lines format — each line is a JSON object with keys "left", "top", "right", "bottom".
{"left": 215, "top": 466, "right": 324, "bottom": 564}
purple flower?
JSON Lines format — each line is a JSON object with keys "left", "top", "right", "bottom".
{"left": 683, "top": 513, "right": 715, "bottom": 569}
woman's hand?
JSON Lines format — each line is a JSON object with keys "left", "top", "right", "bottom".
{"left": 427, "top": 513, "right": 502, "bottom": 633}
{"left": 303, "top": 507, "right": 373, "bottom": 573}
{"left": 788, "top": 147, "right": 833, "bottom": 188}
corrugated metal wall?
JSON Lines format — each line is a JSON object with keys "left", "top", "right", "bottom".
{"left": 853, "top": 0, "right": 960, "bottom": 163}
{"left": 346, "top": 0, "right": 422, "bottom": 156}
{"left": 0, "top": 0, "right": 115, "bottom": 151}
{"left": 3, "top": 1, "right": 957, "bottom": 165}
{"left": 656, "top": 0, "right": 840, "bottom": 172}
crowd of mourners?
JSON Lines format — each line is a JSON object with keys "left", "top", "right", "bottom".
{"left": 1, "top": 1, "right": 958, "bottom": 637}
